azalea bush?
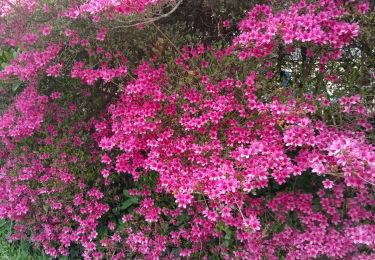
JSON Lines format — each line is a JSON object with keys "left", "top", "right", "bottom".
{"left": 0, "top": 0, "right": 374, "bottom": 259}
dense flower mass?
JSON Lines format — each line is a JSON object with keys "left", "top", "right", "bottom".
{"left": 0, "top": 94, "right": 109, "bottom": 258}
{"left": 102, "top": 60, "right": 374, "bottom": 198}
{"left": 0, "top": 0, "right": 374, "bottom": 259}
{"left": 0, "top": 0, "right": 165, "bottom": 17}
{"left": 0, "top": 84, "right": 48, "bottom": 139}
{"left": 233, "top": 0, "right": 361, "bottom": 60}
{"left": 96, "top": 43, "right": 374, "bottom": 258}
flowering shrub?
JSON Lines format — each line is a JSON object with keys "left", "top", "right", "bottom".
{"left": 0, "top": 88, "right": 109, "bottom": 258}
{"left": 0, "top": 0, "right": 374, "bottom": 259}
{"left": 96, "top": 40, "right": 374, "bottom": 258}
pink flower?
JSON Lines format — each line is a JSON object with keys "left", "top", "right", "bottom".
{"left": 43, "top": 4, "right": 51, "bottom": 13}
{"left": 108, "top": 222, "right": 115, "bottom": 231}
{"left": 266, "top": 71, "right": 274, "bottom": 79}
{"left": 101, "top": 169, "right": 111, "bottom": 178}
{"left": 50, "top": 92, "right": 61, "bottom": 100}
{"left": 201, "top": 60, "right": 209, "bottom": 68}
{"left": 323, "top": 179, "right": 334, "bottom": 189}
{"left": 41, "top": 25, "right": 52, "bottom": 36}
{"left": 223, "top": 20, "right": 230, "bottom": 28}
{"left": 175, "top": 193, "right": 193, "bottom": 208}
{"left": 101, "top": 154, "right": 112, "bottom": 164}
{"left": 47, "top": 63, "right": 63, "bottom": 77}
{"left": 356, "top": 3, "right": 370, "bottom": 14}
{"left": 245, "top": 72, "right": 257, "bottom": 86}
{"left": 243, "top": 215, "right": 261, "bottom": 231}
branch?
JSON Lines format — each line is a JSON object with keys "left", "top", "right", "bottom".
{"left": 111, "top": 0, "right": 183, "bottom": 30}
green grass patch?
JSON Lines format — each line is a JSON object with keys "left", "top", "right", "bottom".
{"left": 0, "top": 220, "right": 51, "bottom": 260}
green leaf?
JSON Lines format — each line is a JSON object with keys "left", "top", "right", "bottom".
{"left": 122, "top": 189, "right": 131, "bottom": 198}
{"left": 12, "top": 83, "right": 20, "bottom": 92}
{"left": 119, "top": 197, "right": 139, "bottom": 210}
{"left": 4, "top": 51, "right": 13, "bottom": 61}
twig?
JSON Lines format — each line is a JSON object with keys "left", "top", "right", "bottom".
{"left": 151, "top": 22, "right": 183, "bottom": 57}
{"left": 111, "top": 0, "right": 183, "bottom": 30}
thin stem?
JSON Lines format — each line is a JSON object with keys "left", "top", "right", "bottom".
{"left": 151, "top": 22, "right": 183, "bottom": 57}
{"left": 111, "top": 0, "right": 183, "bottom": 30}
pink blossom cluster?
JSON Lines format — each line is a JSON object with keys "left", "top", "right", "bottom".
{"left": 0, "top": 43, "right": 61, "bottom": 81}
{"left": 100, "top": 57, "right": 374, "bottom": 208}
{"left": 0, "top": 85, "right": 48, "bottom": 140}
{"left": 71, "top": 61, "right": 127, "bottom": 85}
{"left": 233, "top": 0, "right": 362, "bottom": 60}
{"left": 46, "top": 63, "right": 63, "bottom": 77}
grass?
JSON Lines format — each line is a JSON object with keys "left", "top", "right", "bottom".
{"left": 0, "top": 220, "right": 51, "bottom": 260}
